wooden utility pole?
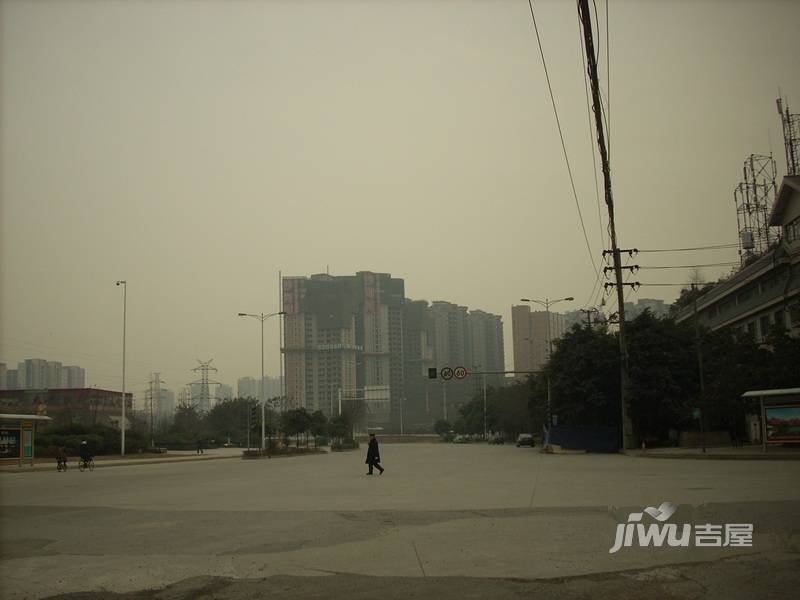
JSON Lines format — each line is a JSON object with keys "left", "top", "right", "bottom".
{"left": 578, "top": 0, "right": 632, "bottom": 449}
{"left": 692, "top": 284, "right": 707, "bottom": 453}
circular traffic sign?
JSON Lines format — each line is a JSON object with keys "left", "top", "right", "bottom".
{"left": 454, "top": 366, "right": 467, "bottom": 379}
{"left": 441, "top": 367, "right": 454, "bottom": 380}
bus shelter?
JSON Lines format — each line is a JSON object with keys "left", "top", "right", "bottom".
{"left": 741, "top": 388, "right": 800, "bottom": 453}
{"left": 0, "top": 414, "right": 53, "bottom": 467}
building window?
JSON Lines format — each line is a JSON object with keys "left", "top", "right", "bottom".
{"left": 737, "top": 285, "right": 756, "bottom": 304}
{"left": 759, "top": 315, "right": 771, "bottom": 339}
{"left": 786, "top": 216, "right": 800, "bottom": 243}
{"left": 789, "top": 302, "right": 800, "bottom": 326}
{"left": 774, "top": 309, "right": 785, "bottom": 330}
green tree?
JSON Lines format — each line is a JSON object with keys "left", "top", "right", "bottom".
{"left": 547, "top": 324, "right": 620, "bottom": 428}
{"left": 310, "top": 410, "right": 328, "bottom": 448}
{"left": 171, "top": 405, "right": 202, "bottom": 437}
{"left": 281, "top": 408, "right": 313, "bottom": 447}
{"left": 329, "top": 414, "right": 350, "bottom": 444}
{"left": 764, "top": 327, "right": 800, "bottom": 389}
{"left": 669, "top": 283, "right": 716, "bottom": 316}
{"left": 433, "top": 419, "right": 451, "bottom": 438}
{"left": 203, "top": 398, "right": 250, "bottom": 444}
{"left": 493, "top": 382, "right": 533, "bottom": 437}
{"left": 626, "top": 311, "right": 697, "bottom": 441}
{"left": 702, "top": 328, "right": 771, "bottom": 437}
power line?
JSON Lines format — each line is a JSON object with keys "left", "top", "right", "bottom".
{"left": 637, "top": 244, "right": 738, "bottom": 253}
{"left": 639, "top": 262, "right": 739, "bottom": 270}
{"left": 639, "top": 283, "right": 702, "bottom": 287}
{"left": 526, "top": 0, "right": 598, "bottom": 277}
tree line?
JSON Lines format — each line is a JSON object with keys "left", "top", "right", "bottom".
{"left": 442, "top": 310, "right": 799, "bottom": 445}
{"left": 165, "top": 397, "right": 360, "bottom": 450}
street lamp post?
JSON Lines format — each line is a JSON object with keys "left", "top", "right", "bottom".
{"left": 520, "top": 296, "right": 574, "bottom": 426}
{"left": 116, "top": 280, "right": 127, "bottom": 455}
{"left": 483, "top": 373, "right": 488, "bottom": 439}
{"left": 472, "top": 364, "right": 489, "bottom": 439}
{"left": 238, "top": 311, "right": 286, "bottom": 451}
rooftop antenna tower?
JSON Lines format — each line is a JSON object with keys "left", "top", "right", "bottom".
{"left": 734, "top": 153, "right": 777, "bottom": 263}
{"left": 777, "top": 95, "right": 800, "bottom": 176}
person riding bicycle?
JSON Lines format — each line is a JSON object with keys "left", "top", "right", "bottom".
{"left": 79, "top": 441, "right": 92, "bottom": 466}
{"left": 56, "top": 446, "right": 67, "bottom": 468}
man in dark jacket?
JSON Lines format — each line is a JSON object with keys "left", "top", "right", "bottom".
{"left": 365, "top": 433, "right": 384, "bottom": 475}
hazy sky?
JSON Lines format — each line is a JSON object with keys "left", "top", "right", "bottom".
{"left": 2, "top": 0, "right": 798, "bottom": 404}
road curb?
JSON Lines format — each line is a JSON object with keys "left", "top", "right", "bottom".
{"left": 0, "top": 453, "right": 241, "bottom": 473}
{"left": 623, "top": 451, "right": 800, "bottom": 461}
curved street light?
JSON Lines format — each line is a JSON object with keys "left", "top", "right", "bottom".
{"left": 519, "top": 296, "right": 573, "bottom": 426}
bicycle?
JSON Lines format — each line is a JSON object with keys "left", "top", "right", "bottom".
{"left": 56, "top": 458, "right": 68, "bottom": 472}
{"left": 78, "top": 457, "right": 95, "bottom": 472}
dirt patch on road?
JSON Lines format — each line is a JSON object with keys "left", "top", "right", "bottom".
{"left": 43, "top": 554, "right": 800, "bottom": 600}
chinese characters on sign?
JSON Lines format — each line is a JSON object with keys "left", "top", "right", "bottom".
{"left": 609, "top": 502, "right": 753, "bottom": 553}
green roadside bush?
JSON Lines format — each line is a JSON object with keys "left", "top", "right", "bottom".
{"left": 331, "top": 438, "right": 359, "bottom": 451}
{"left": 36, "top": 423, "right": 149, "bottom": 456}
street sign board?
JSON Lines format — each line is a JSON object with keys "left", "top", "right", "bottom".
{"left": 441, "top": 367, "right": 454, "bottom": 380}
{"left": 428, "top": 368, "right": 437, "bottom": 379}
{"left": 454, "top": 367, "right": 467, "bottom": 379}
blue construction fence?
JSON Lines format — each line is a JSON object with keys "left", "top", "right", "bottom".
{"left": 544, "top": 425, "right": 620, "bottom": 453}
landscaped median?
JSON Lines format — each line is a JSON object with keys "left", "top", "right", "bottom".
{"left": 242, "top": 447, "right": 327, "bottom": 459}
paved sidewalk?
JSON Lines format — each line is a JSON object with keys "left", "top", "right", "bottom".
{"left": 624, "top": 445, "right": 800, "bottom": 460}
{"left": 0, "top": 448, "right": 243, "bottom": 473}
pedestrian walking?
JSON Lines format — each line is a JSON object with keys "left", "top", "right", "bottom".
{"left": 365, "top": 433, "right": 384, "bottom": 475}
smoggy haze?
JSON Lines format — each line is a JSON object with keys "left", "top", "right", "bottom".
{"left": 1, "top": 0, "right": 798, "bottom": 402}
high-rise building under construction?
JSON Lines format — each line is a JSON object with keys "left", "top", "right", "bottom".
{"left": 282, "top": 272, "right": 405, "bottom": 426}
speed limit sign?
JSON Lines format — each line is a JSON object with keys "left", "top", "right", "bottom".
{"left": 454, "top": 366, "right": 467, "bottom": 379}
{"left": 441, "top": 367, "right": 454, "bottom": 380}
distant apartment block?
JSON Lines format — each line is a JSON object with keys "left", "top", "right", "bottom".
{"left": 60, "top": 366, "right": 86, "bottom": 388}
{"left": 5, "top": 359, "right": 87, "bottom": 390}
{"left": 238, "top": 376, "right": 283, "bottom": 401}
{"left": 398, "top": 301, "right": 506, "bottom": 425}
{"left": 5, "top": 369, "right": 18, "bottom": 389}
{"left": 156, "top": 388, "right": 176, "bottom": 423}
{"left": 216, "top": 384, "right": 234, "bottom": 400}
{"left": 624, "top": 298, "right": 669, "bottom": 320}
{"left": 238, "top": 377, "right": 259, "bottom": 399}
{"left": 467, "top": 309, "right": 506, "bottom": 390}
{"left": 511, "top": 305, "right": 566, "bottom": 375}
{"left": 261, "top": 376, "right": 283, "bottom": 400}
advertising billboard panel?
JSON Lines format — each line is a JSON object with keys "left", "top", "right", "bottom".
{"left": 0, "top": 428, "right": 21, "bottom": 459}
{"left": 766, "top": 405, "right": 800, "bottom": 444}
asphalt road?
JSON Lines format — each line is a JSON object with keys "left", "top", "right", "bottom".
{"left": 1, "top": 444, "right": 799, "bottom": 599}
